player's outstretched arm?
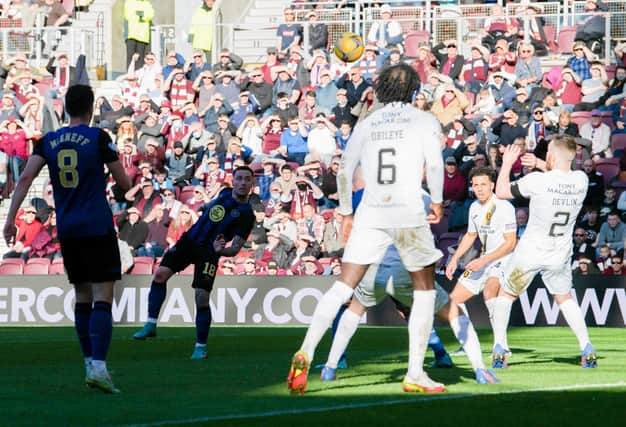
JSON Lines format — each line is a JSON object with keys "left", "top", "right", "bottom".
{"left": 107, "top": 160, "right": 132, "bottom": 192}
{"left": 3, "top": 156, "right": 46, "bottom": 245}
{"left": 495, "top": 145, "right": 521, "bottom": 200}
{"left": 214, "top": 235, "right": 247, "bottom": 257}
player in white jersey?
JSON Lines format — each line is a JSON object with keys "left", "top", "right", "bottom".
{"left": 445, "top": 167, "right": 516, "bottom": 352}
{"left": 287, "top": 64, "right": 445, "bottom": 394}
{"left": 492, "top": 135, "right": 597, "bottom": 369}
{"left": 319, "top": 187, "right": 502, "bottom": 384}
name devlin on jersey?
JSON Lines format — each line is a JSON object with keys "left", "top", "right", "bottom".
{"left": 49, "top": 132, "right": 91, "bottom": 149}
{"left": 547, "top": 184, "right": 585, "bottom": 206}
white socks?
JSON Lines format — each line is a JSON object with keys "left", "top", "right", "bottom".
{"left": 492, "top": 296, "right": 513, "bottom": 350}
{"left": 484, "top": 298, "right": 508, "bottom": 350}
{"left": 559, "top": 299, "right": 591, "bottom": 351}
{"left": 147, "top": 317, "right": 158, "bottom": 324}
{"left": 326, "top": 309, "right": 361, "bottom": 368}
{"left": 301, "top": 281, "right": 354, "bottom": 363}
{"left": 407, "top": 290, "right": 436, "bottom": 380}
{"left": 92, "top": 359, "right": 107, "bottom": 374}
{"left": 450, "top": 315, "right": 485, "bottom": 370}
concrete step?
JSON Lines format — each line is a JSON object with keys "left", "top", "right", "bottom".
{"left": 235, "top": 47, "right": 274, "bottom": 63}
{"left": 235, "top": 38, "right": 279, "bottom": 49}
{"left": 243, "top": 15, "right": 283, "bottom": 25}
{"left": 234, "top": 29, "right": 277, "bottom": 40}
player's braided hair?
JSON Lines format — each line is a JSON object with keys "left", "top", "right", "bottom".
{"left": 374, "top": 63, "right": 421, "bottom": 104}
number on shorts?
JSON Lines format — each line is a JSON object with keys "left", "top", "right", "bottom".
{"left": 377, "top": 148, "right": 396, "bottom": 185}
{"left": 548, "top": 211, "right": 570, "bottom": 237}
{"left": 57, "top": 149, "right": 79, "bottom": 188}
{"left": 203, "top": 262, "right": 216, "bottom": 277}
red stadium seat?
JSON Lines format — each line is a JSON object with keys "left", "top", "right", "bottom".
{"left": 1, "top": 258, "right": 25, "bottom": 266}
{"left": 570, "top": 111, "right": 591, "bottom": 129}
{"left": 130, "top": 262, "right": 153, "bottom": 274}
{"left": 611, "top": 134, "right": 626, "bottom": 154}
{"left": 52, "top": 257, "right": 64, "bottom": 264}
{"left": 49, "top": 263, "right": 66, "bottom": 275}
{"left": 556, "top": 26, "right": 577, "bottom": 54}
{"left": 543, "top": 25, "right": 557, "bottom": 52}
{"left": 24, "top": 263, "right": 49, "bottom": 275}
{"left": 404, "top": 30, "right": 431, "bottom": 58}
{"left": 606, "top": 65, "right": 617, "bottom": 82}
{"left": 601, "top": 111, "right": 615, "bottom": 131}
{"left": 178, "top": 185, "right": 195, "bottom": 203}
{"left": 595, "top": 160, "right": 620, "bottom": 186}
{"left": 26, "top": 258, "right": 51, "bottom": 266}
{"left": 0, "top": 262, "right": 24, "bottom": 275}
{"left": 133, "top": 256, "right": 154, "bottom": 265}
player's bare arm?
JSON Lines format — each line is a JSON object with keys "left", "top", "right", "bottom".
{"left": 520, "top": 152, "right": 547, "bottom": 172}
{"left": 465, "top": 231, "right": 516, "bottom": 273}
{"left": 214, "top": 234, "right": 247, "bottom": 257}
{"left": 3, "top": 155, "right": 46, "bottom": 245}
{"left": 495, "top": 145, "right": 522, "bottom": 200}
{"left": 107, "top": 160, "right": 133, "bottom": 191}
{"left": 445, "top": 231, "right": 478, "bottom": 279}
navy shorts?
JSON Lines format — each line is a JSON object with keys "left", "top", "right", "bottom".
{"left": 159, "top": 235, "right": 219, "bottom": 291}
{"left": 59, "top": 233, "right": 122, "bottom": 284}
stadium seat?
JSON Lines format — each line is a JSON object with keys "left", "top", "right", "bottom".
{"left": 52, "top": 257, "right": 64, "bottom": 265}
{"left": 0, "top": 262, "right": 23, "bottom": 275}
{"left": 130, "top": 262, "right": 153, "bottom": 274}
{"left": 178, "top": 185, "right": 195, "bottom": 203}
{"left": 133, "top": 256, "right": 154, "bottom": 266}
{"left": 1, "top": 258, "right": 25, "bottom": 266}
{"left": 24, "top": 263, "right": 49, "bottom": 275}
{"left": 570, "top": 111, "right": 592, "bottom": 129}
{"left": 600, "top": 111, "right": 615, "bottom": 130}
{"left": 595, "top": 160, "right": 620, "bottom": 186}
{"left": 543, "top": 25, "right": 557, "bottom": 52}
{"left": 437, "top": 232, "right": 462, "bottom": 256}
{"left": 611, "top": 133, "right": 626, "bottom": 154}
{"left": 49, "top": 263, "right": 66, "bottom": 275}
{"left": 606, "top": 64, "right": 617, "bottom": 82}
{"left": 556, "top": 26, "right": 577, "bottom": 54}
{"left": 430, "top": 213, "right": 449, "bottom": 239}
{"left": 26, "top": 258, "right": 51, "bottom": 266}
{"left": 403, "top": 30, "right": 430, "bottom": 58}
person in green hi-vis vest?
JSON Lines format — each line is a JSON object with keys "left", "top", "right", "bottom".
{"left": 188, "top": 0, "right": 215, "bottom": 66}
{"left": 124, "top": 0, "right": 155, "bottom": 69}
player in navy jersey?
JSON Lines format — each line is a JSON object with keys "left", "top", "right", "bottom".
{"left": 133, "top": 166, "right": 255, "bottom": 359}
{"left": 3, "top": 85, "right": 132, "bottom": 394}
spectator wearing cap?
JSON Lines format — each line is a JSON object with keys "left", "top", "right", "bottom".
{"left": 514, "top": 43, "right": 542, "bottom": 93}
{"left": 307, "top": 50, "right": 330, "bottom": 88}
{"left": 165, "top": 205, "right": 197, "bottom": 248}
{"left": 431, "top": 85, "right": 469, "bottom": 127}
{"left": 556, "top": 67, "right": 583, "bottom": 109}
{"left": 133, "top": 161, "right": 153, "bottom": 186}
{"left": 580, "top": 109, "right": 612, "bottom": 159}
{"left": 277, "top": 7, "right": 303, "bottom": 59}
{"left": 567, "top": 41, "right": 594, "bottom": 82}
{"left": 141, "top": 137, "right": 166, "bottom": 170}
{"left": 258, "top": 228, "right": 293, "bottom": 269}
{"left": 3, "top": 206, "right": 42, "bottom": 260}
{"left": 459, "top": 44, "right": 489, "bottom": 95}
{"left": 261, "top": 47, "right": 281, "bottom": 84}
{"left": 491, "top": 109, "right": 527, "bottom": 147}
{"left": 185, "top": 51, "right": 211, "bottom": 83}
{"left": 188, "top": 0, "right": 215, "bottom": 64}
{"left": 136, "top": 204, "right": 170, "bottom": 259}
{"left": 272, "top": 66, "right": 302, "bottom": 107}
{"left": 288, "top": 233, "right": 321, "bottom": 269}
{"left": 443, "top": 155, "right": 466, "bottom": 204}
{"left": 255, "top": 158, "right": 282, "bottom": 201}
{"left": 164, "top": 68, "right": 194, "bottom": 111}
{"left": 292, "top": 255, "right": 324, "bottom": 276}
{"left": 166, "top": 140, "right": 194, "bottom": 188}
{"left": 195, "top": 154, "right": 226, "bottom": 199}
{"left": 380, "top": 46, "right": 404, "bottom": 70}
{"left": 358, "top": 45, "right": 382, "bottom": 82}
{"left": 366, "top": 4, "right": 404, "bottom": 53}
{"left": 335, "top": 66, "right": 372, "bottom": 108}
{"left": 488, "top": 39, "right": 517, "bottom": 76}
{"left": 0, "top": 92, "right": 19, "bottom": 123}
{"left": 314, "top": 68, "right": 338, "bottom": 114}
{"left": 511, "top": 88, "right": 532, "bottom": 123}
{"left": 306, "top": 10, "right": 328, "bottom": 54}
{"left": 486, "top": 71, "right": 515, "bottom": 111}
{"left": 241, "top": 68, "right": 273, "bottom": 114}
{"left": 433, "top": 39, "right": 465, "bottom": 82}
{"left": 575, "top": 62, "right": 608, "bottom": 112}
{"left": 159, "top": 111, "right": 187, "bottom": 151}
{"left": 411, "top": 45, "right": 436, "bottom": 85}
{"left": 125, "top": 178, "right": 163, "bottom": 217}
{"left": 8, "top": 69, "right": 40, "bottom": 106}
{"left": 331, "top": 88, "right": 358, "bottom": 128}
{"left": 118, "top": 206, "right": 149, "bottom": 256}
{"left": 230, "top": 91, "right": 260, "bottom": 128}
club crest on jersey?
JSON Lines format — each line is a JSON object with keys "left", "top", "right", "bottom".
{"left": 209, "top": 205, "right": 226, "bottom": 222}
{"left": 231, "top": 209, "right": 240, "bottom": 218}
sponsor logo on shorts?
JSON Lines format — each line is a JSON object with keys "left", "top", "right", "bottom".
{"left": 209, "top": 205, "right": 226, "bottom": 222}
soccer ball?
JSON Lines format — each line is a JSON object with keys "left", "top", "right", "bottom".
{"left": 334, "top": 33, "right": 364, "bottom": 63}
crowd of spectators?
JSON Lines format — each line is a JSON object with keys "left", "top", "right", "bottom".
{"left": 3, "top": 0, "right": 626, "bottom": 276}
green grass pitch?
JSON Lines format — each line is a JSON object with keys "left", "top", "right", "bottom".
{"left": 0, "top": 326, "right": 625, "bottom": 427}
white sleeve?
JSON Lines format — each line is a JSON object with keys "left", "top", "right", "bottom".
{"left": 467, "top": 203, "right": 478, "bottom": 233}
{"left": 511, "top": 172, "right": 542, "bottom": 199}
{"left": 337, "top": 121, "right": 364, "bottom": 215}
{"left": 503, "top": 202, "right": 518, "bottom": 233}
{"left": 423, "top": 116, "right": 444, "bottom": 204}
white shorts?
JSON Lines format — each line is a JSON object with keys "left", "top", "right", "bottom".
{"left": 500, "top": 251, "right": 572, "bottom": 296}
{"left": 353, "top": 261, "right": 449, "bottom": 312}
{"left": 343, "top": 226, "right": 442, "bottom": 272}
{"left": 458, "top": 255, "right": 510, "bottom": 296}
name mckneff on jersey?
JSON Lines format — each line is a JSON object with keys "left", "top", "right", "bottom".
{"left": 48, "top": 131, "right": 92, "bottom": 149}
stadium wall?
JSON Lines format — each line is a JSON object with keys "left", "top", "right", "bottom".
{"left": 0, "top": 276, "right": 625, "bottom": 327}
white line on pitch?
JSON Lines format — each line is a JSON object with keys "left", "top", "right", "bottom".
{"left": 119, "top": 382, "right": 626, "bottom": 427}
